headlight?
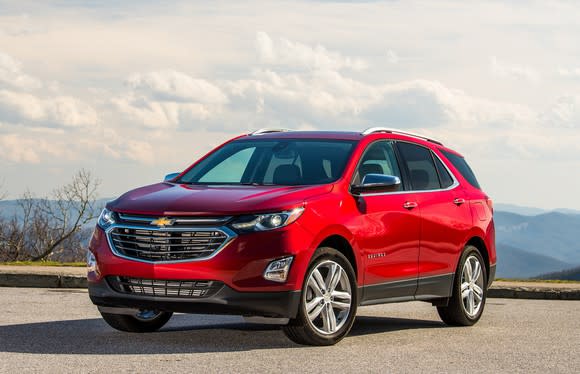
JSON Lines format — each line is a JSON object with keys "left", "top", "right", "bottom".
{"left": 97, "top": 208, "right": 116, "bottom": 229}
{"left": 230, "top": 207, "right": 305, "bottom": 232}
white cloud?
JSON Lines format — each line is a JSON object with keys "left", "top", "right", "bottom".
{"left": 540, "top": 95, "right": 580, "bottom": 128}
{"left": 256, "top": 32, "right": 367, "bottom": 71}
{"left": 490, "top": 56, "right": 540, "bottom": 82}
{"left": 0, "top": 14, "right": 43, "bottom": 37}
{"left": 123, "top": 140, "right": 155, "bottom": 164}
{"left": 0, "top": 134, "right": 41, "bottom": 163}
{"left": 0, "top": 90, "right": 98, "bottom": 128}
{"left": 126, "top": 70, "right": 228, "bottom": 104}
{"left": 0, "top": 52, "right": 98, "bottom": 129}
{"left": 227, "top": 68, "right": 534, "bottom": 133}
{"left": 557, "top": 67, "right": 580, "bottom": 79}
{"left": 113, "top": 93, "right": 212, "bottom": 129}
{"left": 114, "top": 70, "right": 228, "bottom": 129}
{"left": 386, "top": 49, "right": 399, "bottom": 64}
{"left": 0, "top": 52, "right": 42, "bottom": 90}
{"left": 0, "top": 133, "right": 74, "bottom": 163}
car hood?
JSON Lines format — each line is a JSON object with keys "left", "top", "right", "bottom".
{"left": 107, "top": 182, "right": 333, "bottom": 216}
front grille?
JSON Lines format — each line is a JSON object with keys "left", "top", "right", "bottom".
{"left": 108, "top": 276, "right": 223, "bottom": 298}
{"left": 109, "top": 227, "right": 230, "bottom": 262}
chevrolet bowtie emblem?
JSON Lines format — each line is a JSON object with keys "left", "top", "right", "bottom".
{"left": 150, "top": 217, "right": 174, "bottom": 227}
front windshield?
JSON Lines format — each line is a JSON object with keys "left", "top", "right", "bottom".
{"left": 178, "top": 139, "right": 357, "bottom": 186}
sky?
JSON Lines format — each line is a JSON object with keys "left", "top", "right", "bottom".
{"left": 0, "top": 0, "right": 579, "bottom": 209}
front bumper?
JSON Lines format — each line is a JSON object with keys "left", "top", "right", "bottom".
{"left": 89, "top": 277, "right": 301, "bottom": 318}
{"left": 88, "top": 220, "right": 314, "bottom": 293}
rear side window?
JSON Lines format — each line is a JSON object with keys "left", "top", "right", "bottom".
{"left": 396, "top": 142, "right": 440, "bottom": 191}
{"left": 441, "top": 150, "right": 481, "bottom": 189}
{"left": 434, "top": 155, "right": 454, "bottom": 188}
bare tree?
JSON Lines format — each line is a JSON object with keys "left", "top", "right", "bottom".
{"left": 30, "top": 170, "right": 101, "bottom": 261}
{"left": 0, "top": 170, "right": 101, "bottom": 262}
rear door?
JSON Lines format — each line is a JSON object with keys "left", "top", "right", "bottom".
{"left": 396, "top": 142, "right": 472, "bottom": 299}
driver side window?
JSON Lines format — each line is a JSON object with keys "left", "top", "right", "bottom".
{"left": 355, "top": 141, "right": 402, "bottom": 190}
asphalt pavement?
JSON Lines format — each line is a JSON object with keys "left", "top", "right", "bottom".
{"left": 0, "top": 287, "right": 578, "bottom": 373}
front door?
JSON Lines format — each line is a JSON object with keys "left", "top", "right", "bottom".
{"left": 350, "top": 140, "right": 421, "bottom": 303}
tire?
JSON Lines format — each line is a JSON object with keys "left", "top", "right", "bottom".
{"left": 283, "top": 247, "right": 358, "bottom": 346}
{"left": 100, "top": 310, "right": 173, "bottom": 333}
{"left": 437, "top": 245, "right": 487, "bottom": 326}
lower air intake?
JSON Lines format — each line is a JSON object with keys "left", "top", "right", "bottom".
{"left": 108, "top": 276, "right": 223, "bottom": 298}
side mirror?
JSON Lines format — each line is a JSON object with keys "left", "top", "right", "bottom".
{"left": 351, "top": 174, "right": 401, "bottom": 195}
{"left": 164, "top": 172, "right": 180, "bottom": 182}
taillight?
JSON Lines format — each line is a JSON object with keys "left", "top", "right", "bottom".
{"left": 486, "top": 198, "right": 494, "bottom": 214}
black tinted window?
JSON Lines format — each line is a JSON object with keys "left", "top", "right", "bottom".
{"left": 441, "top": 150, "right": 481, "bottom": 189}
{"left": 434, "top": 155, "right": 454, "bottom": 188}
{"left": 397, "top": 142, "right": 441, "bottom": 191}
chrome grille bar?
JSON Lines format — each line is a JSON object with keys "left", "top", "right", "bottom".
{"left": 117, "top": 213, "right": 232, "bottom": 226}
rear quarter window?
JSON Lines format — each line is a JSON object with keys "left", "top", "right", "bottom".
{"left": 441, "top": 150, "right": 481, "bottom": 189}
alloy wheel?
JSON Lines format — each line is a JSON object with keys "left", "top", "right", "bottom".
{"left": 461, "top": 255, "right": 485, "bottom": 318}
{"left": 304, "top": 260, "right": 352, "bottom": 335}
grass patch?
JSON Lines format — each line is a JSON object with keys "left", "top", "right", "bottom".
{"left": 0, "top": 261, "right": 85, "bottom": 267}
{"left": 495, "top": 278, "right": 580, "bottom": 284}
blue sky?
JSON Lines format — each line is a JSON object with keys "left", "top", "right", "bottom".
{"left": 0, "top": 0, "right": 579, "bottom": 209}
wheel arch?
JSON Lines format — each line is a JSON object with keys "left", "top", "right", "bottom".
{"left": 317, "top": 235, "right": 357, "bottom": 276}
{"left": 465, "top": 236, "right": 490, "bottom": 281}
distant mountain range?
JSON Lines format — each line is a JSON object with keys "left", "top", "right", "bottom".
{"left": 535, "top": 266, "right": 580, "bottom": 281}
{"left": 494, "top": 203, "right": 580, "bottom": 216}
{"left": 494, "top": 210, "right": 580, "bottom": 276}
{"left": 1, "top": 199, "right": 579, "bottom": 280}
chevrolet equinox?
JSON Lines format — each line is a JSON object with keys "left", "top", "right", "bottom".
{"left": 88, "top": 127, "right": 496, "bottom": 346}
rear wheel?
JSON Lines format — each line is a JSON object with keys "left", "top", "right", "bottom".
{"left": 283, "top": 247, "right": 357, "bottom": 346}
{"left": 437, "top": 245, "right": 487, "bottom": 326}
{"left": 100, "top": 309, "right": 173, "bottom": 333}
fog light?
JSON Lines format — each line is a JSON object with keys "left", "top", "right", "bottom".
{"left": 263, "top": 256, "right": 294, "bottom": 283}
{"left": 87, "top": 250, "right": 97, "bottom": 274}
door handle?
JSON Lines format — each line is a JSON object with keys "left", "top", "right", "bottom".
{"left": 403, "top": 201, "right": 418, "bottom": 210}
{"left": 453, "top": 198, "right": 466, "bottom": 206}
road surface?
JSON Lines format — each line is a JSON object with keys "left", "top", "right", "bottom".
{"left": 0, "top": 287, "right": 578, "bottom": 373}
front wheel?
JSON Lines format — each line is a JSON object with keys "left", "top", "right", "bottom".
{"left": 283, "top": 247, "right": 357, "bottom": 346}
{"left": 437, "top": 245, "right": 487, "bottom": 326}
{"left": 100, "top": 309, "right": 173, "bottom": 333}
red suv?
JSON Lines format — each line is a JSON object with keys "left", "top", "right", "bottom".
{"left": 88, "top": 127, "right": 496, "bottom": 346}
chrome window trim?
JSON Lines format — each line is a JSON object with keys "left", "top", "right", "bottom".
{"left": 350, "top": 139, "right": 460, "bottom": 197}
{"left": 105, "top": 224, "right": 237, "bottom": 264}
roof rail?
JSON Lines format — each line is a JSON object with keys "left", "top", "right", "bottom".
{"left": 250, "top": 128, "right": 293, "bottom": 136}
{"left": 361, "top": 127, "right": 443, "bottom": 145}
